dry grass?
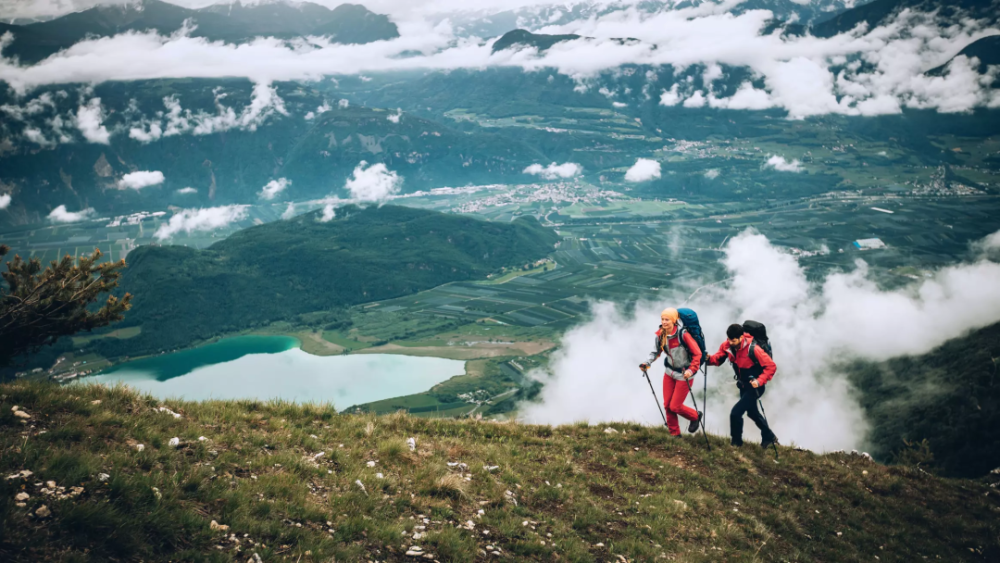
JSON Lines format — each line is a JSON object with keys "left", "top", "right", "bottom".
{"left": 433, "top": 473, "right": 470, "bottom": 499}
{"left": 0, "top": 380, "right": 998, "bottom": 563}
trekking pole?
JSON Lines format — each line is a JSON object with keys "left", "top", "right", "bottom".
{"left": 754, "top": 385, "right": 779, "bottom": 460}
{"left": 641, "top": 368, "right": 668, "bottom": 426}
{"left": 686, "top": 375, "right": 711, "bottom": 452}
{"left": 702, "top": 364, "right": 708, "bottom": 430}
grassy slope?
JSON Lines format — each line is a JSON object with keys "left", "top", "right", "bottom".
{"left": 1, "top": 382, "right": 998, "bottom": 562}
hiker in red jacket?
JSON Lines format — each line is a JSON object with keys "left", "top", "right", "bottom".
{"left": 639, "top": 308, "right": 703, "bottom": 436}
{"left": 707, "top": 324, "right": 778, "bottom": 448}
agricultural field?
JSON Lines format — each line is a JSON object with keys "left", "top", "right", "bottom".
{"left": 8, "top": 175, "right": 1000, "bottom": 417}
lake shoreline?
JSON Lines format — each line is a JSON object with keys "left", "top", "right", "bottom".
{"left": 76, "top": 335, "right": 468, "bottom": 409}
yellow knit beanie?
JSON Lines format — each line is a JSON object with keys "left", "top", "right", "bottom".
{"left": 660, "top": 308, "right": 679, "bottom": 322}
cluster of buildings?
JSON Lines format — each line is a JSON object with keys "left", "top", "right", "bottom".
{"left": 457, "top": 389, "right": 494, "bottom": 406}
{"left": 14, "top": 356, "right": 95, "bottom": 382}
{"left": 451, "top": 182, "right": 629, "bottom": 214}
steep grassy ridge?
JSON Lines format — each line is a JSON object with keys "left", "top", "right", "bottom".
{"left": 1, "top": 381, "right": 997, "bottom": 562}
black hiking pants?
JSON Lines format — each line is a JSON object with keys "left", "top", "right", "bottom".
{"left": 730, "top": 384, "right": 776, "bottom": 446}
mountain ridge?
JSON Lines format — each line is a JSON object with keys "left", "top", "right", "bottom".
{"left": 0, "top": 0, "right": 399, "bottom": 64}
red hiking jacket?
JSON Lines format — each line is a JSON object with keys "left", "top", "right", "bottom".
{"left": 707, "top": 335, "right": 776, "bottom": 385}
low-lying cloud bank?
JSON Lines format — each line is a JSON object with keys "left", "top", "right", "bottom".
{"left": 624, "top": 158, "right": 661, "bottom": 182}
{"left": 117, "top": 170, "right": 165, "bottom": 190}
{"left": 523, "top": 162, "right": 582, "bottom": 179}
{"left": 47, "top": 204, "right": 95, "bottom": 223}
{"left": 316, "top": 160, "right": 404, "bottom": 221}
{"left": 345, "top": 160, "right": 402, "bottom": 202}
{"left": 765, "top": 155, "right": 803, "bottom": 172}
{"left": 154, "top": 204, "right": 248, "bottom": 240}
{"left": 259, "top": 177, "right": 290, "bottom": 200}
{"left": 3, "top": 83, "right": 289, "bottom": 148}
{"left": 0, "top": 3, "right": 998, "bottom": 119}
{"left": 518, "top": 229, "right": 1000, "bottom": 453}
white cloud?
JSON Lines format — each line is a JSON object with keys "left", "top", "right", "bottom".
{"left": 682, "top": 90, "right": 707, "bottom": 108}
{"left": 338, "top": 99, "right": 350, "bottom": 109}
{"left": 523, "top": 162, "right": 582, "bottom": 179}
{"left": 48, "top": 204, "right": 95, "bottom": 223}
{"left": 0, "top": 2, "right": 997, "bottom": 118}
{"left": 983, "top": 230, "right": 1000, "bottom": 250}
{"left": 0, "top": 92, "right": 56, "bottom": 120}
{"left": 518, "top": 230, "right": 1000, "bottom": 453}
{"left": 127, "top": 85, "right": 287, "bottom": 143}
{"left": 765, "top": 155, "right": 803, "bottom": 173}
{"left": 974, "top": 228, "right": 1000, "bottom": 259}
{"left": 387, "top": 108, "right": 402, "bottom": 123}
{"left": 281, "top": 202, "right": 297, "bottom": 220}
{"left": 23, "top": 127, "right": 54, "bottom": 146}
{"left": 704, "top": 168, "right": 720, "bottom": 180}
{"left": 624, "top": 158, "right": 661, "bottom": 182}
{"left": 659, "top": 84, "right": 681, "bottom": 106}
{"left": 177, "top": 187, "right": 197, "bottom": 194}
{"left": 117, "top": 170, "right": 165, "bottom": 190}
{"left": 129, "top": 120, "right": 163, "bottom": 142}
{"left": 307, "top": 101, "right": 332, "bottom": 120}
{"left": 612, "top": 101, "right": 627, "bottom": 108}
{"left": 259, "top": 177, "right": 290, "bottom": 200}
{"left": 709, "top": 82, "right": 774, "bottom": 110}
{"left": 154, "top": 205, "right": 249, "bottom": 240}
{"left": 47, "top": 113, "right": 73, "bottom": 143}
{"left": 320, "top": 202, "right": 337, "bottom": 222}
{"left": 75, "top": 97, "right": 110, "bottom": 144}
{"left": 345, "top": 161, "right": 402, "bottom": 203}
{"left": 0, "top": 193, "right": 10, "bottom": 209}
{"left": 702, "top": 62, "right": 723, "bottom": 87}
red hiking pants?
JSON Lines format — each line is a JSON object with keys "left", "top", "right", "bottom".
{"left": 662, "top": 375, "right": 698, "bottom": 436}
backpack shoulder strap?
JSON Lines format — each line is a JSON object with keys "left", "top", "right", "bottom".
{"left": 748, "top": 340, "right": 761, "bottom": 368}
{"left": 677, "top": 326, "right": 697, "bottom": 355}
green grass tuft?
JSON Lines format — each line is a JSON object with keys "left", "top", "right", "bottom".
{"left": 0, "top": 380, "right": 997, "bottom": 562}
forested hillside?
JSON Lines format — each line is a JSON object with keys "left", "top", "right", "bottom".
{"left": 847, "top": 321, "right": 1000, "bottom": 478}
{"left": 100, "top": 205, "right": 557, "bottom": 355}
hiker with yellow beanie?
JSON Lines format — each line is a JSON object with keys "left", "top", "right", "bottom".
{"left": 639, "top": 308, "right": 703, "bottom": 436}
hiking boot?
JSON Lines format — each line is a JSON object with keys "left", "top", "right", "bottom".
{"left": 688, "top": 411, "right": 702, "bottom": 433}
{"left": 730, "top": 439, "right": 743, "bottom": 447}
{"left": 761, "top": 436, "right": 779, "bottom": 450}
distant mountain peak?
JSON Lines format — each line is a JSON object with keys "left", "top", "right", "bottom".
{"left": 492, "top": 29, "right": 583, "bottom": 53}
{"left": 6, "top": 0, "right": 399, "bottom": 64}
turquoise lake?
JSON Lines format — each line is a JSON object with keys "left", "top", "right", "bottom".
{"left": 79, "top": 335, "right": 465, "bottom": 409}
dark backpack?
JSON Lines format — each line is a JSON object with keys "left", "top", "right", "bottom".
{"left": 742, "top": 320, "right": 772, "bottom": 367}
{"left": 677, "top": 308, "right": 708, "bottom": 365}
